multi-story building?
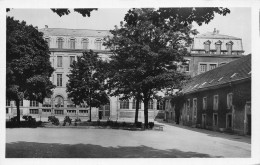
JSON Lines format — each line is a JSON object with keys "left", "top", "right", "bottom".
{"left": 166, "top": 29, "right": 245, "bottom": 122}
{"left": 6, "top": 26, "right": 161, "bottom": 122}
{"left": 181, "top": 54, "right": 251, "bottom": 135}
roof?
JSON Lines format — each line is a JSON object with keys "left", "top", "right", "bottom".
{"left": 195, "top": 32, "right": 241, "bottom": 40}
{"left": 39, "top": 28, "right": 112, "bottom": 37}
{"left": 182, "top": 54, "right": 251, "bottom": 94}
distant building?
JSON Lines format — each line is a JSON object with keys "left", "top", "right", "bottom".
{"left": 166, "top": 29, "right": 245, "bottom": 122}
{"left": 6, "top": 26, "right": 159, "bottom": 122}
{"left": 180, "top": 54, "right": 251, "bottom": 135}
{"left": 180, "top": 29, "right": 244, "bottom": 77}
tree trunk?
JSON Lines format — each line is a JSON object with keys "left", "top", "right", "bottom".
{"left": 143, "top": 99, "right": 149, "bottom": 129}
{"left": 134, "top": 98, "right": 140, "bottom": 124}
{"left": 15, "top": 99, "right": 20, "bottom": 125}
{"left": 89, "top": 105, "right": 92, "bottom": 122}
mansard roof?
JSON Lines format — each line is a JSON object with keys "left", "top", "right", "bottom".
{"left": 195, "top": 32, "right": 241, "bottom": 40}
{"left": 39, "top": 28, "right": 111, "bottom": 37}
{"left": 182, "top": 54, "right": 251, "bottom": 94}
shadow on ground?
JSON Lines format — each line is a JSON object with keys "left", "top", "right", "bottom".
{"left": 158, "top": 122, "right": 251, "bottom": 144}
{"left": 6, "top": 141, "right": 222, "bottom": 158}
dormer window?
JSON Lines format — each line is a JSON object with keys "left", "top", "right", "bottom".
{"left": 215, "top": 40, "right": 222, "bottom": 54}
{"left": 226, "top": 41, "right": 233, "bottom": 54}
{"left": 57, "top": 38, "right": 64, "bottom": 49}
{"left": 69, "top": 38, "right": 76, "bottom": 49}
{"left": 95, "top": 38, "right": 102, "bottom": 50}
{"left": 82, "top": 38, "right": 89, "bottom": 49}
{"left": 204, "top": 40, "right": 211, "bottom": 54}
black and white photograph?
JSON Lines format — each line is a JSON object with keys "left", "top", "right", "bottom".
{"left": 1, "top": 0, "right": 260, "bottom": 165}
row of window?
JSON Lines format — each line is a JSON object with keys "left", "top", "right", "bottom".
{"left": 203, "top": 40, "right": 233, "bottom": 54}
{"left": 46, "top": 38, "right": 103, "bottom": 50}
{"left": 119, "top": 100, "right": 165, "bottom": 110}
{"left": 56, "top": 56, "right": 76, "bottom": 68}
{"left": 181, "top": 61, "right": 227, "bottom": 73}
{"left": 186, "top": 93, "right": 233, "bottom": 112}
{"left": 29, "top": 109, "right": 89, "bottom": 115}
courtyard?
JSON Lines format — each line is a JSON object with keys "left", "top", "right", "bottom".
{"left": 6, "top": 122, "right": 251, "bottom": 158}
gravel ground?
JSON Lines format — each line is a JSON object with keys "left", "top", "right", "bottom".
{"left": 6, "top": 122, "right": 251, "bottom": 158}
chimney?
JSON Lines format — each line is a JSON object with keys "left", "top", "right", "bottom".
{"left": 45, "top": 25, "right": 48, "bottom": 28}
{"left": 216, "top": 30, "right": 219, "bottom": 34}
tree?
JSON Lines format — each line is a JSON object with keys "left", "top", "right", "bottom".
{"left": 6, "top": 17, "right": 55, "bottom": 125}
{"left": 7, "top": 8, "right": 97, "bottom": 17}
{"left": 105, "top": 8, "right": 230, "bottom": 128}
{"left": 66, "top": 50, "right": 109, "bottom": 122}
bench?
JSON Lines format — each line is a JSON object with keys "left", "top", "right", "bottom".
{"left": 154, "top": 125, "right": 164, "bottom": 131}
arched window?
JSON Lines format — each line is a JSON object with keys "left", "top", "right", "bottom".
{"left": 120, "top": 99, "right": 129, "bottom": 109}
{"left": 69, "top": 38, "right": 76, "bottom": 49}
{"left": 215, "top": 40, "right": 222, "bottom": 54}
{"left": 94, "top": 38, "right": 102, "bottom": 50}
{"left": 204, "top": 40, "right": 211, "bottom": 54}
{"left": 226, "top": 41, "right": 233, "bottom": 54}
{"left": 157, "top": 100, "right": 165, "bottom": 110}
{"left": 55, "top": 95, "right": 64, "bottom": 107}
{"left": 57, "top": 38, "right": 64, "bottom": 49}
{"left": 82, "top": 38, "right": 89, "bottom": 49}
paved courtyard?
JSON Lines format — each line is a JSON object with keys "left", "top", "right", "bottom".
{"left": 6, "top": 122, "right": 251, "bottom": 158}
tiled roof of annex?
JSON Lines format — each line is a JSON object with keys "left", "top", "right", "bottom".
{"left": 39, "top": 28, "right": 111, "bottom": 37}
{"left": 182, "top": 54, "right": 251, "bottom": 94}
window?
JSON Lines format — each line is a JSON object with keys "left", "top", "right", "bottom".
{"left": 42, "top": 109, "right": 51, "bottom": 113}
{"left": 227, "top": 93, "right": 233, "bottom": 109}
{"left": 45, "top": 38, "right": 51, "bottom": 47}
{"left": 193, "top": 98, "right": 197, "bottom": 119}
{"left": 67, "top": 110, "right": 76, "bottom": 114}
{"left": 57, "top": 38, "right": 64, "bottom": 49}
{"left": 55, "top": 110, "right": 64, "bottom": 115}
{"left": 203, "top": 97, "right": 207, "bottom": 110}
{"left": 14, "top": 100, "right": 23, "bottom": 107}
{"left": 213, "top": 113, "right": 218, "bottom": 126}
{"left": 226, "top": 114, "right": 232, "bottom": 128}
{"left": 186, "top": 99, "right": 190, "bottom": 113}
{"left": 57, "top": 56, "right": 62, "bottom": 67}
{"left": 55, "top": 96, "right": 64, "bottom": 107}
{"left": 6, "top": 100, "right": 10, "bottom": 106}
{"left": 215, "top": 40, "right": 222, "bottom": 54}
{"left": 226, "top": 41, "right": 233, "bottom": 54}
{"left": 213, "top": 95, "right": 219, "bottom": 110}
{"left": 99, "top": 103, "right": 110, "bottom": 117}
{"left": 120, "top": 100, "right": 129, "bottom": 109}
{"left": 30, "top": 101, "right": 39, "bottom": 107}
{"left": 30, "top": 109, "right": 39, "bottom": 114}
{"left": 6, "top": 108, "right": 9, "bottom": 114}
{"left": 95, "top": 39, "right": 102, "bottom": 50}
{"left": 148, "top": 100, "right": 153, "bottom": 109}
{"left": 70, "top": 56, "right": 75, "bottom": 66}
{"left": 69, "top": 38, "right": 76, "bottom": 49}
{"left": 82, "top": 38, "right": 89, "bottom": 49}
{"left": 200, "top": 64, "right": 207, "bottom": 73}
{"left": 209, "top": 64, "right": 217, "bottom": 70}
{"left": 157, "top": 101, "right": 165, "bottom": 110}
{"left": 57, "top": 74, "right": 62, "bottom": 87}
{"left": 183, "top": 60, "right": 190, "bottom": 72}
{"left": 132, "top": 99, "right": 141, "bottom": 109}
{"left": 204, "top": 40, "right": 211, "bottom": 53}
{"left": 79, "top": 110, "right": 88, "bottom": 114}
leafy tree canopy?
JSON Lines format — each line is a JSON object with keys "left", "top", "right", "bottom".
{"left": 51, "top": 8, "right": 97, "bottom": 17}
{"left": 6, "top": 16, "right": 55, "bottom": 103}
{"left": 67, "top": 50, "right": 109, "bottom": 107}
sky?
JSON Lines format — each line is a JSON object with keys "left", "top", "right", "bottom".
{"left": 7, "top": 8, "right": 251, "bottom": 54}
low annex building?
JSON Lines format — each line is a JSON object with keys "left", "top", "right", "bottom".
{"left": 180, "top": 54, "right": 251, "bottom": 135}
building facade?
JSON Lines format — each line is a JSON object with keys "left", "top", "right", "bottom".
{"left": 6, "top": 26, "right": 162, "bottom": 122}
{"left": 180, "top": 55, "right": 251, "bottom": 135}
{"left": 166, "top": 29, "right": 245, "bottom": 122}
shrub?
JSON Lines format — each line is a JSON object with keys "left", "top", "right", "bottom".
{"left": 48, "top": 116, "right": 60, "bottom": 125}
{"left": 122, "top": 122, "right": 127, "bottom": 127}
{"left": 75, "top": 118, "right": 81, "bottom": 122}
{"left": 63, "top": 116, "right": 72, "bottom": 126}
{"left": 106, "top": 119, "right": 113, "bottom": 126}
{"left": 135, "top": 122, "right": 142, "bottom": 128}
{"left": 10, "top": 116, "right": 18, "bottom": 122}
{"left": 22, "top": 115, "right": 36, "bottom": 126}
{"left": 97, "top": 119, "right": 100, "bottom": 126}
{"left": 148, "top": 122, "right": 154, "bottom": 129}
